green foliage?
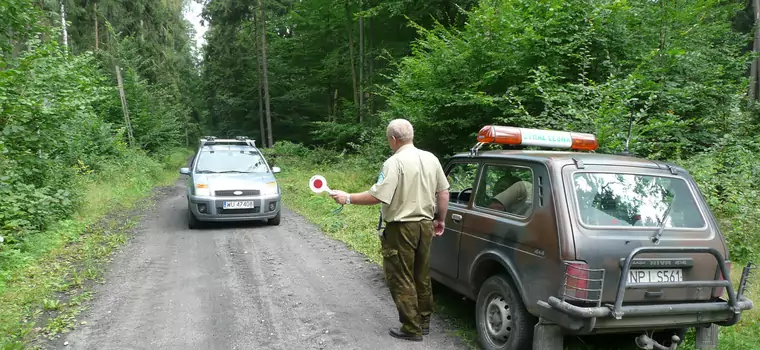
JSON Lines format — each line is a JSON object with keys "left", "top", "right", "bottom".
{"left": 0, "top": 0, "right": 199, "bottom": 264}
{"left": 199, "top": 0, "right": 480, "bottom": 146}
{"left": 0, "top": 41, "right": 117, "bottom": 248}
{"left": 381, "top": 0, "right": 752, "bottom": 159}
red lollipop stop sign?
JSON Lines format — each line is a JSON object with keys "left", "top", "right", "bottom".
{"left": 309, "top": 175, "right": 333, "bottom": 194}
{"left": 310, "top": 175, "right": 344, "bottom": 214}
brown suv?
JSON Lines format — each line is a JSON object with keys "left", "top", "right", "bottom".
{"left": 429, "top": 125, "right": 755, "bottom": 350}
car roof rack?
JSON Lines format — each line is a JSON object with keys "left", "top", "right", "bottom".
{"left": 200, "top": 136, "right": 256, "bottom": 148}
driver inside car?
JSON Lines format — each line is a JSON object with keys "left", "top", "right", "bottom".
{"left": 487, "top": 174, "right": 532, "bottom": 215}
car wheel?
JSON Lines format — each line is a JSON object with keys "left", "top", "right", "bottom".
{"left": 188, "top": 209, "right": 200, "bottom": 229}
{"left": 267, "top": 211, "right": 281, "bottom": 226}
{"left": 475, "top": 274, "right": 535, "bottom": 350}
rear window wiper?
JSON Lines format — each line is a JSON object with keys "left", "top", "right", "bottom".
{"left": 651, "top": 199, "right": 675, "bottom": 244}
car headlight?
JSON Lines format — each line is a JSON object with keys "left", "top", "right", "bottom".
{"left": 195, "top": 183, "right": 211, "bottom": 196}
{"left": 261, "top": 181, "right": 278, "bottom": 195}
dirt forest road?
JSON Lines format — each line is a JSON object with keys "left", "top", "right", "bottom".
{"left": 52, "top": 178, "right": 469, "bottom": 350}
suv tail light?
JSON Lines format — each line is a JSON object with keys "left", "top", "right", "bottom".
{"left": 565, "top": 262, "right": 590, "bottom": 301}
{"left": 713, "top": 261, "right": 731, "bottom": 299}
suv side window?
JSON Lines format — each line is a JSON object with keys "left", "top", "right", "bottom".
{"left": 446, "top": 162, "right": 479, "bottom": 205}
{"left": 474, "top": 164, "right": 534, "bottom": 217}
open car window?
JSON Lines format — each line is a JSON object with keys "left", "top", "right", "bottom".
{"left": 571, "top": 172, "right": 706, "bottom": 229}
{"left": 446, "top": 162, "right": 479, "bottom": 205}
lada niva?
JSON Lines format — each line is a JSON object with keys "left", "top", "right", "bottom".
{"left": 429, "top": 125, "right": 755, "bottom": 350}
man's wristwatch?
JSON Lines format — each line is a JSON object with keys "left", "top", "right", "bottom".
{"left": 346, "top": 194, "right": 351, "bottom": 205}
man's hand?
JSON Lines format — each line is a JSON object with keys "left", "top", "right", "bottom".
{"left": 433, "top": 219, "right": 445, "bottom": 236}
{"left": 329, "top": 190, "right": 349, "bottom": 205}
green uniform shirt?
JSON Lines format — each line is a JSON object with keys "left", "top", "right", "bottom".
{"left": 368, "top": 144, "right": 449, "bottom": 222}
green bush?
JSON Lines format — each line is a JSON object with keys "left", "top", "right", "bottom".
{"left": 680, "top": 140, "right": 760, "bottom": 263}
{"left": 0, "top": 36, "right": 191, "bottom": 257}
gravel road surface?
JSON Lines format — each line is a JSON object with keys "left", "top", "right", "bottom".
{"left": 55, "top": 180, "right": 469, "bottom": 350}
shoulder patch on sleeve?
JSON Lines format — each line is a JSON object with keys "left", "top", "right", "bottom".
{"left": 377, "top": 171, "right": 385, "bottom": 184}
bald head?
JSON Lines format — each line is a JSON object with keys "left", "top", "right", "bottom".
{"left": 386, "top": 119, "right": 414, "bottom": 143}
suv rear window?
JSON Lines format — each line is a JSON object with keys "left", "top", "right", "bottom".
{"left": 571, "top": 172, "right": 706, "bottom": 229}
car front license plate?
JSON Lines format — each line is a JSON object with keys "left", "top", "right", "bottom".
{"left": 223, "top": 201, "right": 255, "bottom": 209}
{"left": 628, "top": 269, "right": 683, "bottom": 284}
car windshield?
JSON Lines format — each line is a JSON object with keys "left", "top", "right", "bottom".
{"left": 571, "top": 172, "right": 706, "bottom": 229}
{"left": 195, "top": 149, "right": 269, "bottom": 173}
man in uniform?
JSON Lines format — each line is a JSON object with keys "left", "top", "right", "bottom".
{"left": 329, "top": 118, "right": 450, "bottom": 341}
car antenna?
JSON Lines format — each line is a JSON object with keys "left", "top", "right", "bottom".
{"left": 618, "top": 107, "right": 635, "bottom": 157}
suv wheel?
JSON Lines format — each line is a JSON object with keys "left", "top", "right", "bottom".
{"left": 267, "top": 211, "right": 281, "bottom": 226}
{"left": 476, "top": 274, "right": 535, "bottom": 350}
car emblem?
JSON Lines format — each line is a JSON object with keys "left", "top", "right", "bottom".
{"left": 234, "top": 191, "right": 243, "bottom": 195}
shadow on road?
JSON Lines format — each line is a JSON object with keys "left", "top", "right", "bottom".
{"left": 430, "top": 281, "right": 641, "bottom": 349}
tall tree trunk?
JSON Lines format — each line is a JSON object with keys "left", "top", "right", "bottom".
{"left": 259, "top": 0, "right": 274, "bottom": 147}
{"left": 60, "top": 0, "right": 68, "bottom": 54}
{"left": 253, "top": 7, "right": 266, "bottom": 147}
{"left": 94, "top": 1, "right": 99, "bottom": 51}
{"left": 368, "top": 16, "right": 374, "bottom": 115}
{"left": 327, "top": 85, "right": 332, "bottom": 118}
{"left": 344, "top": 0, "right": 359, "bottom": 117}
{"left": 750, "top": 0, "right": 760, "bottom": 103}
{"left": 358, "top": 0, "right": 364, "bottom": 123}
{"left": 333, "top": 89, "right": 339, "bottom": 121}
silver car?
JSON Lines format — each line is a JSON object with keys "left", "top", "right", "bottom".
{"left": 179, "top": 136, "right": 282, "bottom": 229}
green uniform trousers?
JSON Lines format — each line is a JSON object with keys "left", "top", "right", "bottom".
{"left": 380, "top": 220, "right": 434, "bottom": 336}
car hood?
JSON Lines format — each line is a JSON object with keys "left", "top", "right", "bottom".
{"left": 193, "top": 172, "right": 277, "bottom": 191}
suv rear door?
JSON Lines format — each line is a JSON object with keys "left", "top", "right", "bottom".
{"left": 563, "top": 164, "right": 727, "bottom": 304}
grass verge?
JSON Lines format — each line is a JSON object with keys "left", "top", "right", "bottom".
{"left": 0, "top": 148, "right": 192, "bottom": 348}
{"left": 272, "top": 152, "right": 759, "bottom": 350}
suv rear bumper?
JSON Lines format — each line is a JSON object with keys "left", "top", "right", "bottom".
{"left": 537, "top": 247, "right": 756, "bottom": 334}
{"left": 189, "top": 194, "right": 281, "bottom": 221}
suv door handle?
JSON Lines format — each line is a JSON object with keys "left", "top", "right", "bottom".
{"left": 451, "top": 214, "right": 462, "bottom": 223}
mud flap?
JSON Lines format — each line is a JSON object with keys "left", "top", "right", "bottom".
{"left": 533, "top": 318, "right": 563, "bottom": 350}
{"left": 695, "top": 324, "right": 719, "bottom": 349}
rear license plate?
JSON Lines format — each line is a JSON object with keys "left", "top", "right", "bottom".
{"left": 223, "top": 201, "right": 255, "bottom": 209}
{"left": 628, "top": 269, "right": 683, "bottom": 284}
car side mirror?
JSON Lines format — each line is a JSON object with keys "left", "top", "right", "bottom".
{"left": 272, "top": 166, "right": 281, "bottom": 174}
{"left": 180, "top": 167, "right": 190, "bottom": 175}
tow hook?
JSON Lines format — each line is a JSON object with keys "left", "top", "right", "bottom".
{"left": 635, "top": 333, "right": 681, "bottom": 350}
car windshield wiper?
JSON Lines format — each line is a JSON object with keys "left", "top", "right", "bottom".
{"left": 651, "top": 198, "right": 675, "bottom": 244}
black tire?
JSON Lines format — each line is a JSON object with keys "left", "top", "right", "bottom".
{"left": 267, "top": 210, "right": 281, "bottom": 226}
{"left": 188, "top": 209, "right": 200, "bottom": 229}
{"left": 475, "top": 274, "right": 536, "bottom": 350}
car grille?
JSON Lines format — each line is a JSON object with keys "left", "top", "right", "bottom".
{"left": 218, "top": 207, "right": 261, "bottom": 215}
{"left": 215, "top": 190, "right": 260, "bottom": 196}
